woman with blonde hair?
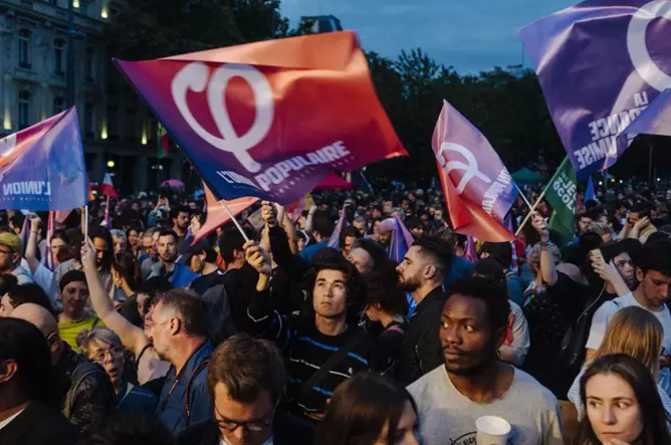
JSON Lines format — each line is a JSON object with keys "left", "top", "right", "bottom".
{"left": 567, "top": 306, "right": 671, "bottom": 419}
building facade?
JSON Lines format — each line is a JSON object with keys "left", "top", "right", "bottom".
{"left": 0, "top": 0, "right": 186, "bottom": 195}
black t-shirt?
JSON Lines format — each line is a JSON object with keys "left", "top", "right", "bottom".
{"left": 522, "top": 272, "right": 589, "bottom": 398}
{"left": 190, "top": 270, "right": 227, "bottom": 296}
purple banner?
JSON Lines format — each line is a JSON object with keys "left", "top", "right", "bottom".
{"left": 433, "top": 100, "right": 517, "bottom": 226}
{"left": 0, "top": 108, "right": 88, "bottom": 210}
{"left": 520, "top": 0, "right": 671, "bottom": 177}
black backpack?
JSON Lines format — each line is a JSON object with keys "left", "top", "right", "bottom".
{"left": 557, "top": 285, "right": 612, "bottom": 378}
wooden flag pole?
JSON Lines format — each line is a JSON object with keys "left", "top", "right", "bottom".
{"left": 513, "top": 183, "right": 534, "bottom": 212}
{"left": 220, "top": 200, "right": 250, "bottom": 243}
{"left": 515, "top": 157, "right": 569, "bottom": 237}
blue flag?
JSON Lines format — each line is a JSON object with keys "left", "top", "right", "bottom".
{"left": 520, "top": 0, "right": 671, "bottom": 178}
{"left": 585, "top": 176, "right": 598, "bottom": 203}
{"left": 0, "top": 108, "right": 88, "bottom": 210}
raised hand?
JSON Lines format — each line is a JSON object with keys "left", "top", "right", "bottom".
{"left": 243, "top": 240, "right": 272, "bottom": 276}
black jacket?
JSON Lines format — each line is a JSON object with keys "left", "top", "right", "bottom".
{"left": 177, "top": 418, "right": 293, "bottom": 445}
{"left": 51, "top": 343, "right": 115, "bottom": 434}
{"left": 0, "top": 401, "right": 78, "bottom": 445}
{"left": 397, "top": 286, "right": 447, "bottom": 385}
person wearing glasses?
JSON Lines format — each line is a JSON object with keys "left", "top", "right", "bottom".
{"left": 0, "top": 232, "right": 32, "bottom": 285}
{"left": 178, "top": 333, "right": 289, "bottom": 445}
{"left": 76, "top": 327, "right": 157, "bottom": 416}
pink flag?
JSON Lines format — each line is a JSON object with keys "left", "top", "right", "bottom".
{"left": 192, "top": 184, "right": 258, "bottom": 245}
{"left": 432, "top": 100, "right": 516, "bottom": 242}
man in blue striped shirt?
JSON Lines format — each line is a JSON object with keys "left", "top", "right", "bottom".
{"left": 244, "top": 241, "right": 374, "bottom": 432}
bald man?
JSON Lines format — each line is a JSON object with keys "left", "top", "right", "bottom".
{"left": 11, "top": 303, "right": 114, "bottom": 435}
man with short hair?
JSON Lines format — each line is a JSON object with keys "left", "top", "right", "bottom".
{"left": 339, "top": 226, "right": 360, "bottom": 258}
{"left": 586, "top": 239, "right": 671, "bottom": 393}
{"left": 171, "top": 206, "right": 191, "bottom": 241}
{"left": 215, "top": 228, "right": 261, "bottom": 332}
{"left": 0, "top": 232, "right": 32, "bottom": 284}
{"left": 408, "top": 277, "right": 563, "bottom": 445}
{"left": 148, "top": 230, "right": 198, "bottom": 287}
{"left": 395, "top": 237, "right": 451, "bottom": 385}
{"left": 149, "top": 289, "right": 214, "bottom": 435}
{"left": 11, "top": 303, "right": 115, "bottom": 434}
{"left": 140, "top": 228, "right": 160, "bottom": 278}
{"left": 620, "top": 200, "right": 657, "bottom": 243}
{"left": 0, "top": 317, "right": 78, "bottom": 445}
{"left": 299, "top": 210, "right": 334, "bottom": 262}
{"left": 178, "top": 333, "right": 290, "bottom": 445}
{"left": 188, "top": 240, "right": 235, "bottom": 344}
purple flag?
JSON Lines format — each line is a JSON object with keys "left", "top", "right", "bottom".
{"left": 520, "top": 0, "right": 671, "bottom": 178}
{"left": 389, "top": 215, "right": 414, "bottom": 264}
{"left": 433, "top": 100, "right": 518, "bottom": 230}
{"left": 327, "top": 206, "right": 348, "bottom": 249}
{"left": 0, "top": 108, "right": 88, "bottom": 210}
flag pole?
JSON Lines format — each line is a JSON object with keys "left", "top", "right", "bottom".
{"left": 82, "top": 205, "right": 89, "bottom": 241}
{"left": 514, "top": 157, "right": 568, "bottom": 237}
{"left": 513, "top": 183, "right": 534, "bottom": 212}
{"left": 219, "top": 201, "right": 250, "bottom": 243}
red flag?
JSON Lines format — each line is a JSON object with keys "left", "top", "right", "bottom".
{"left": 192, "top": 184, "right": 258, "bottom": 245}
{"left": 99, "top": 173, "right": 118, "bottom": 198}
{"left": 431, "top": 101, "right": 514, "bottom": 242}
{"left": 114, "top": 31, "right": 407, "bottom": 204}
{"left": 315, "top": 173, "right": 353, "bottom": 190}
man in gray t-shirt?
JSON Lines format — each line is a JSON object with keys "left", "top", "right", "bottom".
{"left": 407, "top": 277, "right": 563, "bottom": 445}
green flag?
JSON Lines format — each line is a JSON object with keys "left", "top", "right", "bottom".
{"left": 545, "top": 157, "right": 576, "bottom": 242}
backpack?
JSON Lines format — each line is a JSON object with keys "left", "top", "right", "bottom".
{"left": 557, "top": 285, "right": 609, "bottom": 379}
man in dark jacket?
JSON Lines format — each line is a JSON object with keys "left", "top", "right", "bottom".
{"left": 0, "top": 317, "right": 78, "bottom": 445}
{"left": 11, "top": 303, "right": 115, "bottom": 434}
{"left": 395, "top": 236, "right": 452, "bottom": 385}
{"left": 178, "top": 333, "right": 290, "bottom": 445}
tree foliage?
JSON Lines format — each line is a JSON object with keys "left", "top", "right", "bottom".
{"left": 365, "top": 50, "right": 566, "bottom": 180}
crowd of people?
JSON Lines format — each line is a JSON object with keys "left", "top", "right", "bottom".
{"left": 1, "top": 178, "right": 671, "bottom": 445}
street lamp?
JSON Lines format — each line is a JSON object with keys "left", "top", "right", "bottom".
{"left": 107, "top": 160, "right": 115, "bottom": 168}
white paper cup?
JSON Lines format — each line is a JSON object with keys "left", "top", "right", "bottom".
{"left": 475, "top": 415, "right": 511, "bottom": 445}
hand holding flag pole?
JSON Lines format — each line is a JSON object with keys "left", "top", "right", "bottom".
{"left": 514, "top": 184, "right": 552, "bottom": 237}
{"left": 515, "top": 157, "right": 574, "bottom": 237}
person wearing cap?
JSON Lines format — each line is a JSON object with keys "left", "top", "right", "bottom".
{"left": 0, "top": 231, "right": 32, "bottom": 285}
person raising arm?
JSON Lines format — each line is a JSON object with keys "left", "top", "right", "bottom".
{"left": 81, "top": 239, "right": 169, "bottom": 384}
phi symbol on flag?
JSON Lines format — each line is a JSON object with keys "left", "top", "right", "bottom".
{"left": 438, "top": 142, "right": 492, "bottom": 194}
{"left": 171, "top": 62, "right": 274, "bottom": 173}
{"left": 627, "top": 0, "right": 671, "bottom": 92}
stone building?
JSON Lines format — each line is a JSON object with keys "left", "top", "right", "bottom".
{"left": 0, "top": 0, "right": 186, "bottom": 195}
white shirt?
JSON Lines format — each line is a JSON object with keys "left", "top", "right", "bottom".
{"left": 498, "top": 300, "right": 530, "bottom": 367}
{"left": 586, "top": 291, "right": 671, "bottom": 393}
{"left": 0, "top": 407, "right": 27, "bottom": 432}
{"left": 408, "top": 366, "right": 563, "bottom": 445}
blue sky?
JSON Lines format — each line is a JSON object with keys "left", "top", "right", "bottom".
{"left": 280, "top": 0, "right": 577, "bottom": 73}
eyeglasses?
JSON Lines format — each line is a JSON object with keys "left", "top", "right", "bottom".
{"left": 214, "top": 404, "right": 275, "bottom": 433}
{"left": 92, "top": 346, "right": 124, "bottom": 363}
